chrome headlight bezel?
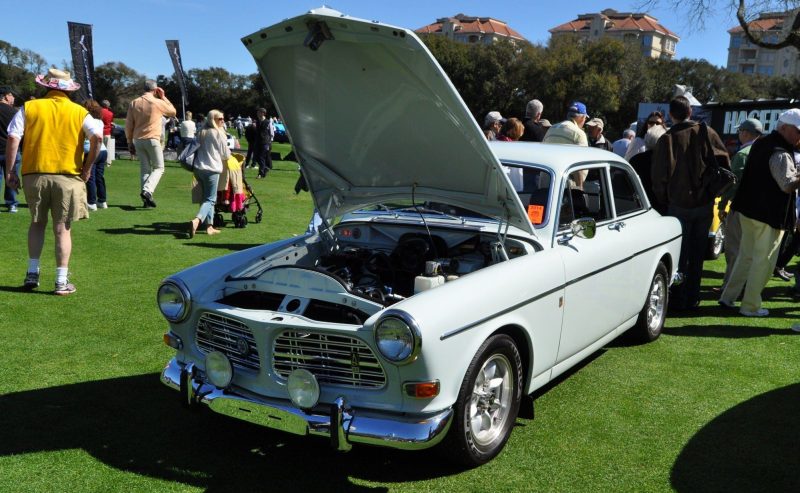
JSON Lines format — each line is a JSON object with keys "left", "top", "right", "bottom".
{"left": 157, "top": 278, "right": 192, "bottom": 323}
{"left": 374, "top": 310, "right": 422, "bottom": 365}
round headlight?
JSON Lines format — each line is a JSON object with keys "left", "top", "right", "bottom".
{"left": 375, "top": 313, "right": 420, "bottom": 364}
{"left": 287, "top": 369, "right": 320, "bottom": 409}
{"left": 205, "top": 351, "right": 233, "bottom": 388}
{"left": 157, "top": 279, "right": 191, "bottom": 322}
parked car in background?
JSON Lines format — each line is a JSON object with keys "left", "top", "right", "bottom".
{"left": 708, "top": 197, "right": 730, "bottom": 260}
{"left": 111, "top": 123, "right": 127, "bottom": 153}
{"left": 273, "top": 121, "right": 288, "bottom": 143}
{"left": 158, "top": 8, "right": 682, "bottom": 467}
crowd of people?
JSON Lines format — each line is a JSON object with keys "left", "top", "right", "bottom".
{"left": 482, "top": 95, "right": 800, "bottom": 316}
{"left": 2, "top": 67, "right": 799, "bottom": 309}
{"left": 0, "top": 69, "right": 277, "bottom": 296}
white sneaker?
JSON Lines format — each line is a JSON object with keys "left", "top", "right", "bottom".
{"left": 740, "top": 307, "right": 769, "bottom": 317}
{"left": 98, "top": 202, "right": 108, "bottom": 209}
{"left": 87, "top": 203, "right": 98, "bottom": 211}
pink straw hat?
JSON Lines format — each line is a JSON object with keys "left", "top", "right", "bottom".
{"left": 35, "top": 68, "right": 81, "bottom": 92}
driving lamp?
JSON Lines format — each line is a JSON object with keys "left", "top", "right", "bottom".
{"left": 287, "top": 369, "right": 320, "bottom": 409}
{"left": 205, "top": 351, "right": 233, "bottom": 388}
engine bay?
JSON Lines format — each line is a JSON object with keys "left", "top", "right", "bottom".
{"left": 220, "top": 223, "right": 535, "bottom": 320}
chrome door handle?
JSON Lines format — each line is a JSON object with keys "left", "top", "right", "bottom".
{"left": 608, "top": 222, "right": 626, "bottom": 231}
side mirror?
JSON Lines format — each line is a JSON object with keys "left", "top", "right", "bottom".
{"left": 571, "top": 217, "right": 596, "bottom": 239}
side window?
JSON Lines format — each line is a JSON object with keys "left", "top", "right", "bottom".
{"left": 559, "top": 167, "right": 611, "bottom": 229}
{"left": 505, "top": 165, "right": 551, "bottom": 226}
{"left": 610, "top": 167, "right": 644, "bottom": 216}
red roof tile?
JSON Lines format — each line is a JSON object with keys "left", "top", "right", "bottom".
{"left": 415, "top": 15, "right": 526, "bottom": 41}
{"left": 728, "top": 17, "right": 783, "bottom": 34}
{"left": 550, "top": 12, "right": 678, "bottom": 39}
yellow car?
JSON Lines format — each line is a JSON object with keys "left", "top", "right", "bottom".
{"left": 707, "top": 197, "right": 731, "bottom": 260}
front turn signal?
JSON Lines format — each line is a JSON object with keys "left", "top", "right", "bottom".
{"left": 404, "top": 380, "right": 440, "bottom": 399}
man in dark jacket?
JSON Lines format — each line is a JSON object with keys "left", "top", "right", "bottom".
{"left": 719, "top": 109, "right": 800, "bottom": 317}
{"left": 652, "top": 96, "right": 730, "bottom": 311}
{"left": 254, "top": 107, "right": 274, "bottom": 178}
{"left": 521, "top": 99, "right": 547, "bottom": 142}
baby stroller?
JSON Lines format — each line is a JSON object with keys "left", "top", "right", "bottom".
{"left": 213, "top": 154, "right": 263, "bottom": 228}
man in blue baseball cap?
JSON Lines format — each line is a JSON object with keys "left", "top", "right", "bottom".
{"left": 543, "top": 101, "right": 589, "bottom": 147}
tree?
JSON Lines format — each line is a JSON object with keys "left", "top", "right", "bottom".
{"left": 642, "top": 0, "right": 800, "bottom": 49}
{"left": 94, "top": 62, "right": 144, "bottom": 114}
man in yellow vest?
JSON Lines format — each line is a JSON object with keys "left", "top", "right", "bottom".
{"left": 4, "top": 68, "right": 101, "bottom": 295}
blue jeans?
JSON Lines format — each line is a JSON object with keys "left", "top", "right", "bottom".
{"left": 86, "top": 150, "right": 108, "bottom": 205}
{"left": 193, "top": 169, "right": 219, "bottom": 227}
{"left": 0, "top": 152, "right": 20, "bottom": 207}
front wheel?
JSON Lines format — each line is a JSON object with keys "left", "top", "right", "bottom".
{"left": 631, "top": 262, "right": 668, "bottom": 342}
{"left": 441, "top": 334, "right": 522, "bottom": 467}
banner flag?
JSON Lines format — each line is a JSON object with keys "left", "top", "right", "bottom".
{"left": 165, "top": 40, "right": 189, "bottom": 107}
{"left": 67, "top": 22, "right": 95, "bottom": 102}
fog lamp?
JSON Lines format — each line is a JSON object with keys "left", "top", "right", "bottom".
{"left": 205, "top": 351, "right": 233, "bottom": 388}
{"left": 287, "top": 369, "right": 320, "bottom": 409}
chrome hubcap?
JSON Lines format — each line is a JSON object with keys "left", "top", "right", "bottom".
{"left": 468, "top": 354, "right": 513, "bottom": 446}
{"left": 647, "top": 274, "right": 666, "bottom": 332}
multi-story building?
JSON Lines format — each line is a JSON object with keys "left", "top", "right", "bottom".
{"left": 415, "top": 13, "right": 526, "bottom": 45}
{"left": 727, "top": 12, "right": 800, "bottom": 77}
{"left": 549, "top": 8, "right": 679, "bottom": 59}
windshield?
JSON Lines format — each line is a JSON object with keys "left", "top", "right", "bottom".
{"left": 352, "top": 164, "right": 553, "bottom": 227}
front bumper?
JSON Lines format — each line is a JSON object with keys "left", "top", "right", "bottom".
{"left": 161, "top": 358, "right": 453, "bottom": 451}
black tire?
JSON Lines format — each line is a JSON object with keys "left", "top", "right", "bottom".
{"left": 255, "top": 210, "right": 263, "bottom": 224}
{"left": 213, "top": 213, "right": 225, "bottom": 228}
{"left": 631, "top": 262, "right": 668, "bottom": 343}
{"left": 706, "top": 224, "right": 725, "bottom": 260}
{"left": 441, "top": 334, "right": 522, "bottom": 467}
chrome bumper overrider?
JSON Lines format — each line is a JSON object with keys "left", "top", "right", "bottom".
{"left": 160, "top": 358, "right": 453, "bottom": 451}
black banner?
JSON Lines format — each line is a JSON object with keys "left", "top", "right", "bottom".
{"left": 165, "top": 40, "right": 189, "bottom": 108}
{"left": 67, "top": 22, "right": 94, "bottom": 102}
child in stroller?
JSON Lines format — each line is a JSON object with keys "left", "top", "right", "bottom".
{"left": 213, "top": 153, "right": 263, "bottom": 228}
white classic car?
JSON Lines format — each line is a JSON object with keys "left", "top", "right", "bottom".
{"left": 158, "top": 8, "right": 682, "bottom": 466}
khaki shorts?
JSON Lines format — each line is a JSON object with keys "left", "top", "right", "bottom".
{"left": 23, "top": 174, "right": 88, "bottom": 223}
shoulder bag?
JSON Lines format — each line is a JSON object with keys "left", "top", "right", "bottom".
{"left": 699, "top": 122, "right": 737, "bottom": 199}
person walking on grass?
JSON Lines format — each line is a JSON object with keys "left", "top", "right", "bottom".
{"left": 0, "top": 85, "right": 20, "bottom": 213}
{"left": 719, "top": 109, "right": 800, "bottom": 317}
{"left": 188, "top": 109, "right": 230, "bottom": 238}
{"left": 4, "top": 68, "right": 101, "bottom": 295}
{"left": 126, "top": 79, "right": 176, "bottom": 208}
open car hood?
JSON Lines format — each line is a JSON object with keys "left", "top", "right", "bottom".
{"left": 242, "top": 7, "right": 534, "bottom": 235}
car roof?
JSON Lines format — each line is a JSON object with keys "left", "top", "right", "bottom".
{"left": 489, "top": 141, "right": 628, "bottom": 173}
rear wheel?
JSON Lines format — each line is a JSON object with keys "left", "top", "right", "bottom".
{"left": 631, "top": 262, "right": 668, "bottom": 342}
{"left": 442, "top": 334, "right": 522, "bottom": 467}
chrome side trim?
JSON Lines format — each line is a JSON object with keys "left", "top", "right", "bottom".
{"left": 161, "top": 358, "right": 452, "bottom": 451}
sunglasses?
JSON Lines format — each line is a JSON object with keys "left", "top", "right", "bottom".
{"left": 647, "top": 120, "right": 662, "bottom": 126}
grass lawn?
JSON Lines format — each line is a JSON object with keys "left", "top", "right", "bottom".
{"left": 1, "top": 144, "right": 798, "bottom": 492}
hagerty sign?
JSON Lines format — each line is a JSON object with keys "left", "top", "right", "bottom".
{"left": 705, "top": 99, "right": 800, "bottom": 142}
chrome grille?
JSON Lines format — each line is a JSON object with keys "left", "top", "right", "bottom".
{"left": 195, "top": 313, "right": 260, "bottom": 371}
{"left": 273, "top": 330, "right": 386, "bottom": 388}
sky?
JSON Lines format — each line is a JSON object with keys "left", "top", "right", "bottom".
{"left": 3, "top": 0, "right": 738, "bottom": 78}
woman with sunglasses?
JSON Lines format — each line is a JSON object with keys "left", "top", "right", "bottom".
{"left": 625, "top": 111, "right": 665, "bottom": 161}
{"left": 188, "top": 109, "right": 231, "bottom": 237}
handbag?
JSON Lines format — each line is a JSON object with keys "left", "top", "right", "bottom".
{"left": 699, "top": 122, "right": 736, "bottom": 199}
{"left": 178, "top": 139, "right": 200, "bottom": 172}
